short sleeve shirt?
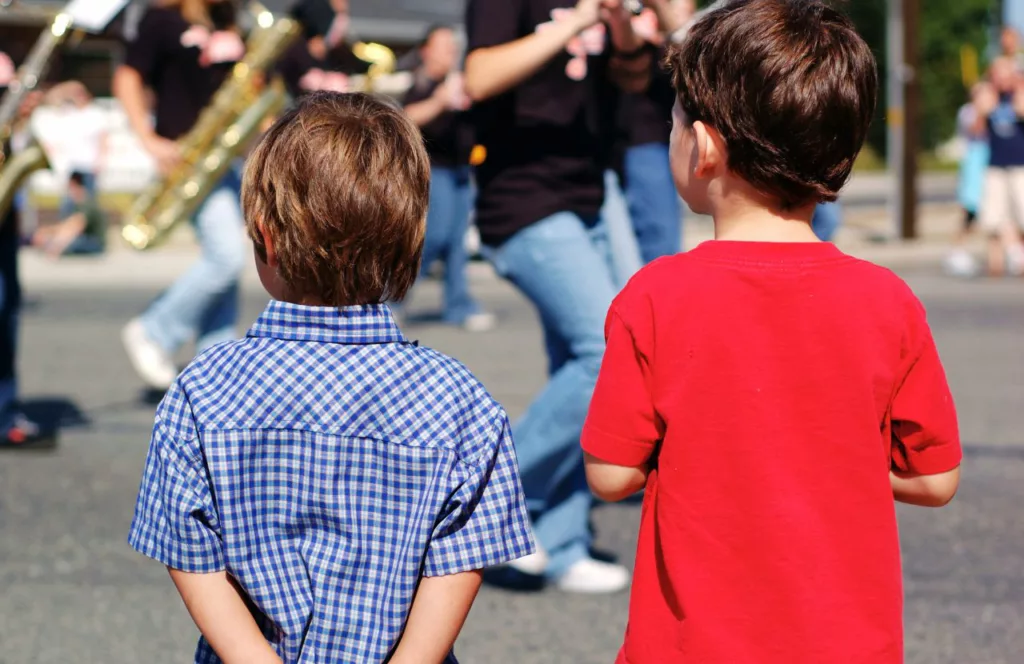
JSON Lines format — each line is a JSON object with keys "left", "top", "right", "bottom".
{"left": 402, "top": 75, "right": 475, "bottom": 168}
{"left": 123, "top": 8, "right": 243, "bottom": 140}
{"left": 128, "top": 301, "right": 534, "bottom": 664}
{"left": 582, "top": 241, "right": 961, "bottom": 664}
{"left": 465, "top": 0, "right": 620, "bottom": 246}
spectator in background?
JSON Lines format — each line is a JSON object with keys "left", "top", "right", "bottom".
{"left": 464, "top": 0, "right": 650, "bottom": 593}
{"left": 1001, "top": 25, "right": 1024, "bottom": 72}
{"left": 945, "top": 83, "right": 989, "bottom": 277}
{"left": 29, "top": 171, "right": 107, "bottom": 258}
{"left": 974, "top": 56, "right": 1024, "bottom": 276}
{"left": 402, "top": 26, "right": 495, "bottom": 332}
{"left": 279, "top": 0, "right": 369, "bottom": 99}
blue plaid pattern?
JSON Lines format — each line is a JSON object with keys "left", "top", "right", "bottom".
{"left": 128, "top": 301, "right": 534, "bottom": 664}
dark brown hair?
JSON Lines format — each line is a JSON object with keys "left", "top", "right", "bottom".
{"left": 242, "top": 91, "right": 430, "bottom": 306}
{"left": 666, "top": 0, "right": 878, "bottom": 208}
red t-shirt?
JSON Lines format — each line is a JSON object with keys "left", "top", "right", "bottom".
{"left": 582, "top": 241, "right": 961, "bottom": 664}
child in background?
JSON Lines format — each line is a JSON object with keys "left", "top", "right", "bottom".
{"left": 945, "top": 84, "right": 989, "bottom": 278}
{"left": 128, "top": 92, "right": 533, "bottom": 664}
{"left": 581, "top": 2, "right": 962, "bottom": 662}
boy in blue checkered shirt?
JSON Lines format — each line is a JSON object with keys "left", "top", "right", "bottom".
{"left": 128, "top": 91, "right": 535, "bottom": 664}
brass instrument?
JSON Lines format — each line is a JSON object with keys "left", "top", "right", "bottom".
{"left": 121, "top": 6, "right": 300, "bottom": 251}
{"left": 349, "top": 41, "right": 400, "bottom": 94}
{"left": 0, "top": 10, "right": 74, "bottom": 218}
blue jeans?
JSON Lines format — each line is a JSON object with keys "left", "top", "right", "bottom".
{"left": 812, "top": 201, "right": 843, "bottom": 242}
{"left": 422, "top": 166, "right": 480, "bottom": 323}
{"left": 140, "top": 172, "right": 246, "bottom": 354}
{"left": 624, "top": 143, "right": 683, "bottom": 263}
{"left": 487, "top": 211, "right": 618, "bottom": 576}
{"left": 603, "top": 170, "right": 643, "bottom": 288}
{"left": 59, "top": 171, "right": 97, "bottom": 219}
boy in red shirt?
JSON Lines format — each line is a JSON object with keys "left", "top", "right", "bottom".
{"left": 580, "top": 1, "right": 962, "bottom": 662}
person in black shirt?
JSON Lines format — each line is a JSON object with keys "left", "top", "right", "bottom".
{"left": 278, "top": 0, "right": 370, "bottom": 99}
{"left": 402, "top": 26, "right": 494, "bottom": 332}
{"left": 464, "top": 0, "right": 649, "bottom": 593}
{"left": 614, "top": 1, "right": 691, "bottom": 265}
{"left": 113, "top": 0, "right": 248, "bottom": 390}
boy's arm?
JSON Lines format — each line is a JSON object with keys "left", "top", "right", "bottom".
{"left": 889, "top": 295, "right": 962, "bottom": 507}
{"left": 388, "top": 571, "right": 484, "bottom": 664}
{"left": 581, "top": 303, "right": 661, "bottom": 501}
{"left": 890, "top": 467, "right": 961, "bottom": 507}
{"left": 168, "top": 569, "right": 282, "bottom": 664}
{"left": 584, "top": 452, "right": 649, "bottom": 503}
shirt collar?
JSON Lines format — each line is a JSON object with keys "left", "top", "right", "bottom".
{"left": 247, "top": 300, "right": 406, "bottom": 345}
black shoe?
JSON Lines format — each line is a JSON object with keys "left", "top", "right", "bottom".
{"left": 0, "top": 415, "right": 57, "bottom": 450}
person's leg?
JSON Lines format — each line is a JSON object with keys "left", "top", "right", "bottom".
{"left": 439, "top": 167, "right": 484, "bottom": 324}
{"left": 624, "top": 142, "right": 683, "bottom": 263}
{"left": 1003, "top": 167, "right": 1024, "bottom": 276}
{"left": 60, "top": 234, "right": 104, "bottom": 256}
{"left": 602, "top": 170, "right": 642, "bottom": 288}
{"left": 978, "top": 168, "right": 1010, "bottom": 276}
{"left": 0, "top": 211, "right": 18, "bottom": 434}
{"left": 811, "top": 201, "right": 843, "bottom": 242}
{"left": 489, "top": 211, "right": 618, "bottom": 580}
{"left": 134, "top": 181, "right": 246, "bottom": 356}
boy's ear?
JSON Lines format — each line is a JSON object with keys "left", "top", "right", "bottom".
{"left": 256, "top": 222, "right": 279, "bottom": 268}
{"left": 692, "top": 120, "right": 727, "bottom": 179}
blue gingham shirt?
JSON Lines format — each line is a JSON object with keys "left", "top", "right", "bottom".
{"left": 128, "top": 301, "right": 534, "bottom": 664}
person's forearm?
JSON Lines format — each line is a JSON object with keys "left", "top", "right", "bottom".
{"left": 168, "top": 568, "right": 283, "bottom": 664}
{"left": 388, "top": 571, "right": 483, "bottom": 664}
{"left": 890, "top": 467, "right": 960, "bottom": 507}
{"left": 112, "top": 66, "right": 156, "bottom": 141}
{"left": 646, "top": 0, "right": 687, "bottom": 36}
{"left": 464, "top": 18, "right": 583, "bottom": 102}
{"left": 404, "top": 94, "right": 448, "bottom": 128}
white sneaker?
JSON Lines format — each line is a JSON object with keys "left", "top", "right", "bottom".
{"left": 554, "top": 557, "right": 631, "bottom": 594}
{"left": 943, "top": 249, "right": 978, "bottom": 278}
{"left": 122, "top": 319, "right": 177, "bottom": 390}
{"left": 507, "top": 549, "right": 549, "bottom": 575}
{"left": 462, "top": 312, "right": 497, "bottom": 333}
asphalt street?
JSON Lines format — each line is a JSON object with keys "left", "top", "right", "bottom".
{"left": 0, "top": 258, "right": 1021, "bottom": 664}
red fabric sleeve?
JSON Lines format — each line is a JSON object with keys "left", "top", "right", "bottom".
{"left": 890, "top": 301, "right": 962, "bottom": 476}
{"left": 582, "top": 305, "right": 662, "bottom": 467}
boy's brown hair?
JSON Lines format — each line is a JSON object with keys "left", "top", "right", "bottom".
{"left": 666, "top": 0, "right": 878, "bottom": 208}
{"left": 242, "top": 91, "right": 430, "bottom": 306}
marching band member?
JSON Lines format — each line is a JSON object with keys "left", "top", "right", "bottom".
{"left": 113, "top": 0, "right": 247, "bottom": 390}
{"left": 278, "top": 0, "right": 369, "bottom": 99}
{"left": 402, "top": 25, "right": 495, "bottom": 332}
{"left": 0, "top": 50, "right": 51, "bottom": 446}
{"left": 464, "top": 0, "right": 650, "bottom": 592}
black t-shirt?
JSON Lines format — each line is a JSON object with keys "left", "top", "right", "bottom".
{"left": 277, "top": 40, "right": 370, "bottom": 100}
{"left": 123, "top": 8, "right": 241, "bottom": 140}
{"left": 466, "top": 0, "right": 621, "bottom": 247}
{"left": 402, "top": 75, "right": 474, "bottom": 168}
{"left": 621, "top": 46, "right": 675, "bottom": 148}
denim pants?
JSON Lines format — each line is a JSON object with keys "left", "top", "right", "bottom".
{"left": 140, "top": 172, "right": 246, "bottom": 354}
{"left": 422, "top": 165, "right": 480, "bottom": 323}
{"left": 624, "top": 142, "right": 683, "bottom": 263}
{"left": 602, "top": 170, "right": 643, "bottom": 288}
{"left": 487, "top": 211, "right": 618, "bottom": 576}
{"left": 0, "top": 208, "right": 21, "bottom": 431}
{"left": 812, "top": 201, "right": 843, "bottom": 242}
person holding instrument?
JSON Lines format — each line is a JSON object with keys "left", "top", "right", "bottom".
{"left": 278, "top": 0, "right": 369, "bottom": 99}
{"left": 114, "top": 0, "right": 247, "bottom": 391}
{"left": 0, "top": 51, "right": 52, "bottom": 448}
{"left": 464, "top": 0, "right": 650, "bottom": 592}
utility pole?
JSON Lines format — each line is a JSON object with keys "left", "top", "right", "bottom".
{"left": 887, "top": 0, "right": 919, "bottom": 240}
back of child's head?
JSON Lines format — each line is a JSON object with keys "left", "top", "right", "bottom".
{"left": 242, "top": 91, "right": 430, "bottom": 306}
{"left": 665, "top": 0, "right": 877, "bottom": 209}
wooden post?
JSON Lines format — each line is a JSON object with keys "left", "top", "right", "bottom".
{"left": 901, "top": 0, "right": 919, "bottom": 239}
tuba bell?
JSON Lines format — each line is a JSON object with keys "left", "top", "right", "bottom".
{"left": 121, "top": 4, "right": 300, "bottom": 251}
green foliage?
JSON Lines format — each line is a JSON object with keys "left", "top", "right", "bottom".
{"left": 694, "top": 0, "right": 996, "bottom": 155}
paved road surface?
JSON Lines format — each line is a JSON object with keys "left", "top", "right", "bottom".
{"left": 0, "top": 260, "right": 1021, "bottom": 664}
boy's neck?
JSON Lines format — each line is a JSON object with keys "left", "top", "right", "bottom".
{"left": 710, "top": 187, "right": 820, "bottom": 243}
